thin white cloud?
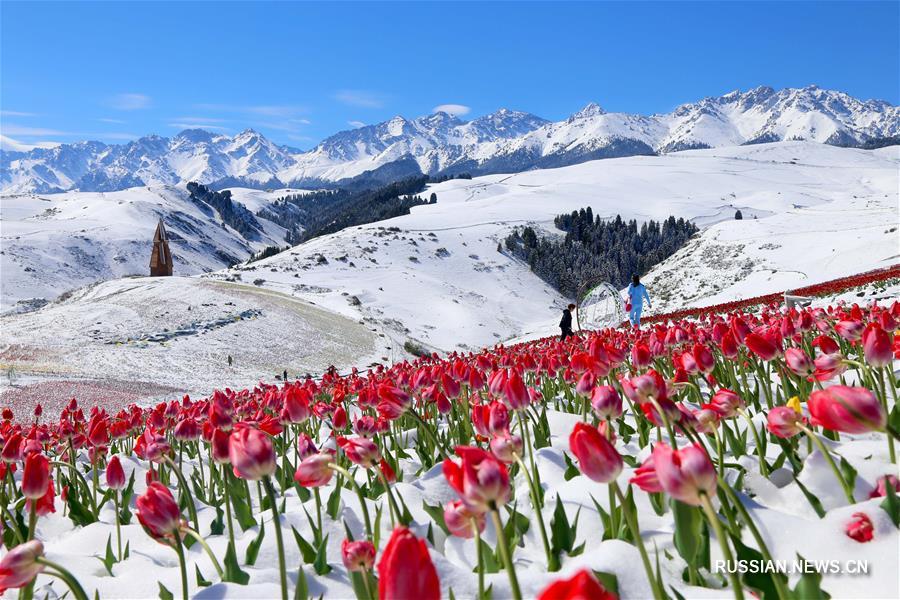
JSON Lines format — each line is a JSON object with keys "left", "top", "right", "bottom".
{"left": 348, "top": 120, "right": 366, "bottom": 128}
{"left": 1, "top": 110, "right": 37, "bottom": 118}
{"left": 169, "top": 116, "right": 228, "bottom": 124}
{"left": 96, "top": 117, "right": 127, "bottom": 124}
{"left": 286, "top": 134, "right": 313, "bottom": 143}
{"left": 193, "top": 103, "right": 308, "bottom": 118}
{"left": 1, "top": 124, "right": 67, "bottom": 136}
{"left": 169, "top": 122, "right": 230, "bottom": 132}
{"left": 334, "top": 90, "right": 385, "bottom": 108}
{"left": 108, "top": 93, "right": 152, "bottom": 110}
{"left": 433, "top": 104, "right": 471, "bottom": 116}
{"left": 99, "top": 132, "right": 141, "bottom": 141}
{"left": 0, "top": 134, "right": 60, "bottom": 151}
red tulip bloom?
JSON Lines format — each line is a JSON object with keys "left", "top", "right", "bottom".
{"left": 337, "top": 436, "right": 381, "bottom": 468}
{"left": 295, "top": 433, "right": 318, "bottom": 461}
{"left": 813, "top": 353, "right": 848, "bottom": 381}
{"left": 503, "top": 369, "right": 530, "bottom": 409}
{"left": 845, "top": 512, "right": 874, "bottom": 543}
{"left": 377, "top": 527, "right": 440, "bottom": 600}
{"left": 294, "top": 453, "right": 334, "bottom": 487}
{"left": 106, "top": 455, "right": 126, "bottom": 490}
{"left": 537, "top": 569, "right": 617, "bottom": 600}
{"left": 590, "top": 386, "right": 622, "bottom": 420}
{"left": 211, "top": 428, "right": 231, "bottom": 464}
{"left": 568, "top": 422, "right": 622, "bottom": 484}
{"left": 489, "top": 434, "right": 523, "bottom": 463}
{"left": 808, "top": 386, "right": 886, "bottom": 434}
{"left": 26, "top": 479, "right": 56, "bottom": 517}
{"left": 812, "top": 334, "right": 840, "bottom": 355}
{"left": 229, "top": 428, "right": 276, "bottom": 480}
{"left": 341, "top": 539, "right": 376, "bottom": 572}
{"left": 283, "top": 387, "right": 311, "bottom": 423}
{"left": 173, "top": 418, "right": 201, "bottom": 442}
{"left": 442, "top": 446, "right": 510, "bottom": 511}
{"left": 784, "top": 348, "right": 814, "bottom": 377}
{"left": 443, "top": 499, "right": 485, "bottom": 539}
{"left": 136, "top": 482, "right": 183, "bottom": 541}
{"left": 862, "top": 324, "right": 892, "bottom": 368}
{"left": 1, "top": 432, "right": 23, "bottom": 463}
{"left": 652, "top": 443, "right": 716, "bottom": 506}
{"left": 835, "top": 320, "right": 864, "bottom": 342}
{"left": 488, "top": 401, "right": 510, "bottom": 436}
{"left": 631, "top": 342, "right": 652, "bottom": 367}
{"left": 744, "top": 331, "right": 781, "bottom": 361}
{"left": 869, "top": 474, "right": 900, "bottom": 499}
{"left": 21, "top": 453, "right": 49, "bottom": 500}
{"left": 705, "top": 389, "right": 743, "bottom": 419}
{"left": 0, "top": 540, "right": 45, "bottom": 593}
{"left": 767, "top": 407, "right": 804, "bottom": 438}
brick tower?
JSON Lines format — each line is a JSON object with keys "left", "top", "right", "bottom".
{"left": 149, "top": 218, "right": 173, "bottom": 276}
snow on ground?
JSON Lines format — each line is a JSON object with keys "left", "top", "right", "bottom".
{"left": 208, "top": 142, "right": 899, "bottom": 352}
{"left": 17, "top": 403, "right": 900, "bottom": 600}
{"left": 0, "top": 277, "right": 388, "bottom": 409}
{"left": 0, "top": 185, "right": 289, "bottom": 312}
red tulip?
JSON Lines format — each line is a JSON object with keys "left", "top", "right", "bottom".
{"left": 295, "top": 433, "right": 318, "bottom": 461}
{"left": 283, "top": 387, "right": 311, "bottom": 423}
{"left": 590, "top": 386, "right": 622, "bottom": 420}
{"left": 808, "top": 386, "right": 886, "bottom": 434}
{"left": 502, "top": 369, "right": 530, "bottom": 409}
{"left": 862, "top": 324, "right": 892, "bottom": 368}
{"left": 784, "top": 348, "right": 814, "bottom": 377}
{"left": 106, "top": 455, "right": 126, "bottom": 490}
{"left": 845, "top": 512, "right": 874, "bottom": 542}
{"left": 489, "top": 434, "right": 523, "bottom": 463}
{"left": 377, "top": 527, "right": 440, "bottom": 600}
{"left": 229, "top": 427, "right": 276, "bottom": 480}
{"left": 442, "top": 446, "right": 510, "bottom": 511}
{"left": 173, "top": 418, "right": 201, "bottom": 442}
{"left": 136, "top": 482, "right": 183, "bottom": 541}
{"left": 443, "top": 499, "right": 485, "bottom": 539}
{"left": 26, "top": 479, "right": 55, "bottom": 517}
{"left": 744, "top": 331, "right": 781, "bottom": 361}
{"left": 337, "top": 436, "right": 381, "bottom": 468}
{"left": 488, "top": 401, "right": 510, "bottom": 436}
{"left": 652, "top": 443, "right": 716, "bottom": 506}
{"left": 868, "top": 474, "right": 900, "bottom": 499}
{"left": 568, "top": 422, "right": 622, "bottom": 483}
{"left": 631, "top": 343, "right": 652, "bottom": 367}
{"left": 211, "top": 428, "right": 231, "bottom": 463}
{"left": 0, "top": 540, "right": 45, "bottom": 592}
{"left": 835, "top": 320, "right": 864, "bottom": 342}
{"left": 705, "top": 389, "right": 743, "bottom": 419}
{"left": 294, "top": 453, "right": 334, "bottom": 487}
{"left": 341, "top": 539, "right": 376, "bottom": 572}
{"left": 767, "top": 407, "right": 804, "bottom": 438}
{"left": 21, "top": 453, "right": 49, "bottom": 500}
{"left": 537, "top": 569, "right": 617, "bottom": 600}
{"left": 1, "top": 432, "right": 23, "bottom": 463}
{"left": 813, "top": 353, "right": 848, "bottom": 381}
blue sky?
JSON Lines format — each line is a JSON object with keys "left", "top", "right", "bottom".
{"left": 2, "top": 1, "right": 897, "bottom": 150}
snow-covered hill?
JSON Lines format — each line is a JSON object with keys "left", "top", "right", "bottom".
{"left": 203, "top": 142, "right": 899, "bottom": 352}
{"left": 3, "top": 86, "right": 896, "bottom": 193}
{"left": 0, "top": 185, "right": 297, "bottom": 311}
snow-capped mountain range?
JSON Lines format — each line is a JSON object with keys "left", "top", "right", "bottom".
{"left": 2, "top": 85, "right": 898, "bottom": 194}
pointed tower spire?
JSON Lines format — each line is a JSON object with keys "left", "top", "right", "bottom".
{"left": 149, "top": 218, "right": 174, "bottom": 276}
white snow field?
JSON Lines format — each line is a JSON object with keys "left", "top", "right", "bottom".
{"left": 0, "top": 185, "right": 290, "bottom": 312}
{"left": 209, "top": 142, "right": 900, "bottom": 351}
{"left": 0, "top": 277, "right": 387, "bottom": 406}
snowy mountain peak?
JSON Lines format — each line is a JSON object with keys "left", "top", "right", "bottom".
{"left": 571, "top": 102, "right": 606, "bottom": 119}
{"left": 3, "top": 85, "right": 897, "bottom": 195}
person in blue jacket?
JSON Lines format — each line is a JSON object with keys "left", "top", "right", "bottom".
{"left": 626, "top": 274, "right": 651, "bottom": 326}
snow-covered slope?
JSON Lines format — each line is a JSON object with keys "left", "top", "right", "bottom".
{"left": 0, "top": 186, "right": 292, "bottom": 311}
{"left": 205, "top": 142, "right": 899, "bottom": 352}
{"left": 3, "top": 86, "right": 896, "bottom": 193}
{"left": 0, "top": 277, "right": 387, "bottom": 401}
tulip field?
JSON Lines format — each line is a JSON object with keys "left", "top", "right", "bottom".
{"left": 1, "top": 297, "right": 899, "bottom": 600}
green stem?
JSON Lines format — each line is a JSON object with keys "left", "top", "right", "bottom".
{"left": 223, "top": 467, "right": 236, "bottom": 550}
{"left": 182, "top": 527, "right": 225, "bottom": 578}
{"left": 49, "top": 460, "right": 98, "bottom": 516}
{"left": 164, "top": 457, "right": 200, "bottom": 534}
{"left": 473, "top": 521, "right": 485, "bottom": 600}
{"left": 612, "top": 482, "right": 664, "bottom": 600}
{"left": 514, "top": 456, "right": 556, "bottom": 570}
{"left": 114, "top": 492, "right": 123, "bottom": 561}
{"left": 737, "top": 409, "right": 769, "bottom": 478}
{"left": 489, "top": 504, "right": 522, "bottom": 600}
{"left": 262, "top": 477, "right": 288, "bottom": 600}
{"left": 330, "top": 465, "right": 373, "bottom": 540}
{"left": 172, "top": 529, "right": 189, "bottom": 600}
{"left": 35, "top": 558, "right": 90, "bottom": 600}
{"left": 798, "top": 425, "right": 855, "bottom": 504}
{"left": 699, "top": 493, "right": 744, "bottom": 600}
{"left": 376, "top": 469, "right": 401, "bottom": 528}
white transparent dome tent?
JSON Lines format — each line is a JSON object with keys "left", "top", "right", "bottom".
{"left": 577, "top": 281, "right": 626, "bottom": 331}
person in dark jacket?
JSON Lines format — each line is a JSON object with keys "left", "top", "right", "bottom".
{"left": 559, "top": 303, "right": 576, "bottom": 340}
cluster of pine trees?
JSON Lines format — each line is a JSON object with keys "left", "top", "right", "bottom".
{"left": 503, "top": 207, "right": 698, "bottom": 299}
{"left": 258, "top": 176, "right": 437, "bottom": 244}
{"left": 186, "top": 182, "right": 261, "bottom": 239}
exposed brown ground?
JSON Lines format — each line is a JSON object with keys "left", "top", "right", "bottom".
{"left": 0, "top": 378, "right": 182, "bottom": 419}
